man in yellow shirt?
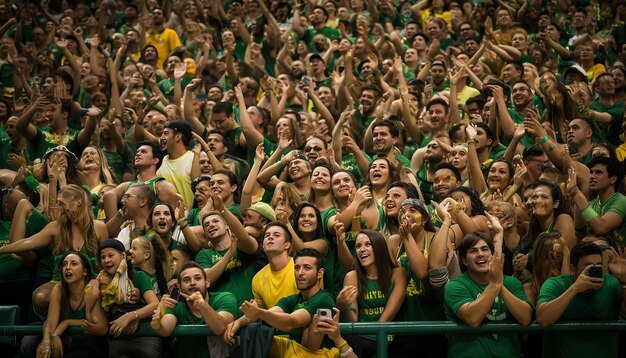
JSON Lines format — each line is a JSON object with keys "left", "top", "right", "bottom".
{"left": 223, "top": 222, "right": 298, "bottom": 342}
{"left": 145, "top": 7, "right": 182, "bottom": 69}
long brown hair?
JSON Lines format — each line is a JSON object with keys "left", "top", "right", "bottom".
{"left": 355, "top": 230, "right": 396, "bottom": 301}
{"left": 54, "top": 184, "right": 99, "bottom": 256}
{"left": 58, "top": 252, "right": 93, "bottom": 318}
{"left": 531, "top": 231, "right": 564, "bottom": 291}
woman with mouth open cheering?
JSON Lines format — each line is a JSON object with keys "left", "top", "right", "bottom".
{"left": 36, "top": 252, "right": 108, "bottom": 358}
{"left": 335, "top": 229, "right": 407, "bottom": 358}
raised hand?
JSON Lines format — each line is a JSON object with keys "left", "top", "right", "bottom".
{"left": 336, "top": 285, "right": 357, "bottom": 309}
{"left": 174, "top": 63, "right": 187, "bottom": 79}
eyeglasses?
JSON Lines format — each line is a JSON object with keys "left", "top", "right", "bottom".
{"left": 304, "top": 146, "right": 323, "bottom": 152}
{"left": 433, "top": 175, "right": 458, "bottom": 184}
{"left": 122, "top": 193, "right": 138, "bottom": 200}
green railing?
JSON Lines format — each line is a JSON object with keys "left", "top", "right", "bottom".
{"left": 2, "top": 321, "right": 626, "bottom": 358}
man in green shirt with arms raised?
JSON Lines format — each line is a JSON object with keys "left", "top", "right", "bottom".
{"left": 151, "top": 261, "right": 237, "bottom": 358}
{"left": 444, "top": 216, "right": 532, "bottom": 358}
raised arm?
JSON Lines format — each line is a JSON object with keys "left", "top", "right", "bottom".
{"left": 76, "top": 107, "right": 101, "bottom": 147}
{"left": 291, "top": 2, "right": 305, "bottom": 38}
{"left": 182, "top": 79, "right": 206, "bottom": 136}
{"left": 212, "top": 192, "right": 258, "bottom": 254}
{"left": 465, "top": 125, "right": 488, "bottom": 194}
{"left": 235, "top": 84, "right": 264, "bottom": 149}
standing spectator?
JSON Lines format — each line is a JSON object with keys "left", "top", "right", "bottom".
{"left": 145, "top": 8, "right": 182, "bottom": 70}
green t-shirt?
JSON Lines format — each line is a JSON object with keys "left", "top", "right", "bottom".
{"left": 157, "top": 77, "right": 194, "bottom": 102}
{"left": 537, "top": 274, "right": 622, "bottom": 358}
{"left": 195, "top": 246, "right": 256, "bottom": 312}
{"left": 167, "top": 292, "right": 237, "bottom": 358}
{"left": 504, "top": 110, "right": 535, "bottom": 148}
{"left": 30, "top": 127, "right": 79, "bottom": 160}
{"left": 341, "top": 152, "right": 370, "bottom": 184}
{"left": 276, "top": 289, "right": 335, "bottom": 345}
{"left": 589, "top": 100, "right": 625, "bottom": 146}
{"left": 133, "top": 270, "right": 155, "bottom": 297}
{"left": 358, "top": 277, "right": 394, "bottom": 342}
{"left": 489, "top": 143, "right": 507, "bottom": 161}
{"left": 0, "top": 210, "right": 49, "bottom": 283}
{"left": 0, "top": 138, "right": 34, "bottom": 170}
{"left": 587, "top": 192, "right": 626, "bottom": 247}
{"left": 302, "top": 27, "right": 340, "bottom": 52}
{"left": 444, "top": 273, "right": 529, "bottom": 358}
{"left": 226, "top": 203, "right": 241, "bottom": 217}
{"left": 103, "top": 144, "right": 133, "bottom": 184}
{"left": 227, "top": 126, "right": 248, "bottom": 161}
{"left": 372, "top": 153, "right": 411, "bottom": 169}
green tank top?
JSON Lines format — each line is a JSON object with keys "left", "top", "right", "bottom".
{"left": 125, "top": 177, "right": 164, "bottom": 196}
{"left": 358, "top": 278, "right": 393, "bottom": 341}
{"left": 396, "top": 234, "right": 446, "bottom": 322}
{"left": 64, "top": 304, "right": 107, "bottom": 356}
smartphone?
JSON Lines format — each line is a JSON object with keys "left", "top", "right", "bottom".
{"left": 588, "top": 265, "right": 603, "bottom": 278}
{"left": 170, "top": 287, "right": 181, "bottom": 301}
{"left": 196, "top": 93, "right": 208, "bottom": 100}
{"left": 317, "top": 308, "right": 332, "bottom": 319}
{"left": 302, "top": 75, "right": 311, "bottom": 87}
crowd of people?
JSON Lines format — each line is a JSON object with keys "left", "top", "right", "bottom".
{"left": 0, "top": 0, "right": 625, "bottom": 357}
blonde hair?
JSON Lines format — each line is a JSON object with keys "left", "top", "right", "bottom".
{"left": 54, "top": 184, "right": 98, "bottom": 256}
{"left": 81, "top": 145, "right": 117, "bottom": 186}
{"left": 131, "top": 236, "right": 173, "bottom": 289}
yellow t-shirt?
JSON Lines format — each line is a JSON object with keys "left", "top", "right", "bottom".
{"left": 586, "top": 63, "right": 606, "bottom": 82}
{"left": 156, "top": 151, "right": 194, "bottom": 207}
{"left": 421, "top": 9, "right": 452, "bottom": 32}
{"left": 146, "top": 28, "right": 182, "bottom": 69}
{"left": 251, "top": 257, "right": 298, "bottom": 309}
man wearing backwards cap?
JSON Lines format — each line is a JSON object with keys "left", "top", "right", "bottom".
{"left": 157, "top": 120, "right": 199, "bottom": 208}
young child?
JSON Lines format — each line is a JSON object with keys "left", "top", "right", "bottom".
{"left": 86, "top": 239, "right": 135, "bottom": 314}
{"left": 129, "top": 236, "right": 172, "bottom": 298}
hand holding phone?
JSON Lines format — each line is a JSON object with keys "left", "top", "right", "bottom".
{"left": 317, "top": 308, "right": 332, "bottom": 319}
{"left": 588, "top": 265, "right": 603, "bottom": 278}
{"left": 170, "top": 287, "right": 181, "bottom": 301}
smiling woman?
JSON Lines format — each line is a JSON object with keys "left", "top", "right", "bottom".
{"left": 337, "top": 229, "right": 407, "bottom": 358}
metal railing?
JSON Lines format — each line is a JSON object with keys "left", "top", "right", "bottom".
{"left": 2, "top": 321, "right": 626, "bottom": 358}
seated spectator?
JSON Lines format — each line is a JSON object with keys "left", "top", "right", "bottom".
{"left": 150, "top": 262, "right": 237, "bottom": 357}
{"left": 444, "top": 217, "right": 532, "bottom": 357}
{"left": 536, "top": 242, "right": 626, "bottom": 357}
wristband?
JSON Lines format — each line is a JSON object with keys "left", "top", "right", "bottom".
{"left": 540, "top": 136, "right": 549, "bottom": 143}
{"left": 581, "top": 206, "right": 599, "bottom": 223}
{"left": 78, "top": 108, "right": 89, "bottom": 116}
{"left": 340, "top": 347, "right": 353, "bottom": 358}
{"left": 277, "top": 161, "right": 285, "bottom": 172}
{"left": 24, "top": 175, "right": 40, "bottom": 190}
